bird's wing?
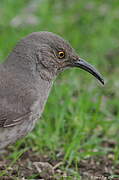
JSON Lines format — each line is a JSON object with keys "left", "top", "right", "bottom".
{"left": 0, "top": 89, "right": 33, "bottom": 128}
{"left": 0, "top": 65, "right": 35, "bottom": 128}
{"left": 0, "top": 110, "right": 32, "bottom": 128}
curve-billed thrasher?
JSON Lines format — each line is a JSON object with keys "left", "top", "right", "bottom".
{"left": 0, "top": 32, "right": 104, "bottom": 149}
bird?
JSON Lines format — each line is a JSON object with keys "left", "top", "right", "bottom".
{"left": 0, "top": 31, "right": 104, "bottom": 149}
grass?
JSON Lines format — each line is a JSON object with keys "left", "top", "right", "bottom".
{"left": 0, "top": 0, "right": 119, "bottom": 178}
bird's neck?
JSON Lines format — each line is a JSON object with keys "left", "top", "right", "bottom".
{"left": 4, "top": 45, "right": 57, "bottom": 82}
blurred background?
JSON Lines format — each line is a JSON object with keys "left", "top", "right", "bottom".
{"left": 0, "top": 0, "right": 119, "bottom": 178}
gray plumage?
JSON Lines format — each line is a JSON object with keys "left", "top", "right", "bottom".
{"left": 0, "top": 32, "right": 104, "bottom": 149}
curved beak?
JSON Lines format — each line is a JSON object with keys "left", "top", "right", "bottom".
{"left": 72, "top": 58, "right": 104, "bottom": 85}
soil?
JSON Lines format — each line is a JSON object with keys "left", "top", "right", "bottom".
{"left": 0, "top": 141, "right": 119, "bottom": 180}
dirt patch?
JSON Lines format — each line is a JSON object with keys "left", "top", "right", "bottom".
{"left": 78, "top": 156, "right": 119, "bottom": 180}
{"left": 0, "top": 145, "right": 119, "bottom": 180}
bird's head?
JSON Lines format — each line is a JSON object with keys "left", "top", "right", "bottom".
{"left": 32, "top": 31, "right": 104, "bottom": 84}
{"left": 12, "top": 31, "right": 104, "bottom": 84}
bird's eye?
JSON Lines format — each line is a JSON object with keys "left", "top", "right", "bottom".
{"left": 58, "top": 51, "right": 65, "bottom": 59}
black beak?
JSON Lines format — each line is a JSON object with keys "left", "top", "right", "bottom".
{"left": 73, "top": 58, "right": 104, "bottom": 85}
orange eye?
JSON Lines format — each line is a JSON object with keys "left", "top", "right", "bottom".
{"left": 58, "top": 51, "right": 65, "bottom": 59}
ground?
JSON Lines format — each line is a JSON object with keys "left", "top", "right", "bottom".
{"left": 0, "top": 139, "right": 119, "bottom": 179}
